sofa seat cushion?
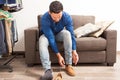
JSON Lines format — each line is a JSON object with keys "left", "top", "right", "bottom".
{"left": 76, "top": 37, "right": 106, "bottom": 51}
{"left": 37, "top": 37, "right": 106, "bottom": 52}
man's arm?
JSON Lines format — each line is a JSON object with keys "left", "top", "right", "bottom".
{"left": 65, "top": 14, "right": 76, "bottom": 50}
{"left": 41, "top": 17, "right": 59, "bottom": 54}
{"left": 65, "top": 14, "right": 79, "bottom": 65}
{"left": 72, "top": 50, "right": 79, "bottom": 65}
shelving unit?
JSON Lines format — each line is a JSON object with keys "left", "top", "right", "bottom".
{"left": 0, "top": 0, "right": 21, "bottom": 72}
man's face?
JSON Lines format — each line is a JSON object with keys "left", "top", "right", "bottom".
{"left": 49, "top": 11, "right": 62, "bottom": 22}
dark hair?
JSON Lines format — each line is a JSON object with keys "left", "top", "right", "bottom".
{"left": 49, "top": 1, "right": 63, "bottom": 13}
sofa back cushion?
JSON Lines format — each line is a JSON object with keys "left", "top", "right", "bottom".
{"left": 37, "top": 15, "right": 95, "bottom": 30}
{"left": 71, "top": 15, "right": 95, "bottom": 29}
{"left": 38, "top": 15, "right": 42, "bottom": 29}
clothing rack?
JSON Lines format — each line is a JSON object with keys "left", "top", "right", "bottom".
{"left": 0, "top": 52, "right": 17, "bottom": 72}
{"left": 0, "top": 9, "right": 18, "bottom": 72}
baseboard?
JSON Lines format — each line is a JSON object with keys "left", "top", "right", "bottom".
{"left": 13, "top": 51, "right": 120, "bottom": 54}
{"left": 13, "top": 51, "right": 25, "bottom": 56}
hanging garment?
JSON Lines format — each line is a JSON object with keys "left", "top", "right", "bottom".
{"left": 11, "top": 20, "right": 18, "bottom": 44}
{"left": 7, "top": 0, "right": 23, "bottom": 12}
{"left": 4, "top": 19, "right": 13, "bottom": 54}
{"left": 0, "top": 9, "right": 18, "bottom": 55}
{"left": 0, "top": 9, "right": 13, "bottom": 20}
{"left": 0, "top": 0, "right": 16, "bottom": 4}
{"left": 0, "top": 20, "right": 7, "bottom": 55}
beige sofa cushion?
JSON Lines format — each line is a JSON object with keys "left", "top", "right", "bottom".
{"left": 74, "top": 23, "right": 101, "bottom": 38}
{"left": 89, "top": 21, "right": 114, "bottom": 37}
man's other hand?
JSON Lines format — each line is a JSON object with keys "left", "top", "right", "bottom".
{"left": 72, "top": 50, "right": 79, "bottom": 65}
{"left": 56, "top": 53, "right": 65, "bottom": 67}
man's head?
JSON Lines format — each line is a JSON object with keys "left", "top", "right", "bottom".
{"left": 49, "top": 1, "right": 63, "bottom": 22}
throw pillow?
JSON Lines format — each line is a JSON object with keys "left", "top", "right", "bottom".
{"left": 74, "top": 23, "right": 101, "bottom": 38}
{"left": 89, "top": 21, "right": 114, "bottom": 38}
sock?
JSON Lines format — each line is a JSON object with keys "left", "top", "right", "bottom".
{"left": 40, "top": 69, "right": 53, "bottom": 80}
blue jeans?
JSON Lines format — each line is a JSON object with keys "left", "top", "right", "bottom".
{"left": 39, "top": 30, "right": 72, "bottom": 71}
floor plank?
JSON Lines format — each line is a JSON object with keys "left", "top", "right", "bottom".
{"left": 0, "top": 52, "right": 120, "bottom": 80}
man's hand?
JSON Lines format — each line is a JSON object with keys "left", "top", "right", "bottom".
{"left": 56, "top": 53, "right": 65, "bottom": 67}
{"left": 72, "top": 50, "right": 79, "bottom": 65}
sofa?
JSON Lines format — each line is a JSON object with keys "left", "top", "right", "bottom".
{"left": 24, "top": 15, "right": 117, "bottom": 67}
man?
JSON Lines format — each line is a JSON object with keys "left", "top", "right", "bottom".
{"left": 39, "top": 1, "right": 79, "bottom": 80}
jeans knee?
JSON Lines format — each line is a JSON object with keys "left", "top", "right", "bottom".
{"left": 39, "top": 35, "right": 49, "bottom": 48}
{"left": 63, "top": 30, "right": 71, "bottom": 38}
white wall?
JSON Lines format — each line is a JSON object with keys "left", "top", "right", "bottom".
{"left": 12, "top": 0, "right": 120, "bottom": 51}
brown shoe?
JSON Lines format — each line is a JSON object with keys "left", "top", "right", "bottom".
{"left": 65, "top": 65, "right": 75, "bottom": 76}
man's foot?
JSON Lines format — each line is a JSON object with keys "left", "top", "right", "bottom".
{"left": 65, "top": 65, "right": 75, "bottom": 76}
{"left": 40, "top": 69, "right": 53, "bottom": 80}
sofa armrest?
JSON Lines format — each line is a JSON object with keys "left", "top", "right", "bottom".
{"left": 24, "top": 27, "right": 38, "bottom": 65}
{"left": 102, "top": 29, "right": 117, "bottom": 65}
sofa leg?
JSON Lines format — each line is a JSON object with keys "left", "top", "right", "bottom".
{"left": 27, "top": 64, "right": 34, "bottom": 67}
{"left": 107, "top": 63, "right": 114, "bottom": 66}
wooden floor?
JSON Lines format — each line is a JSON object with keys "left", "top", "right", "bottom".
{"left": 0, "top": 51, "right": 120, "bottom": 80}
